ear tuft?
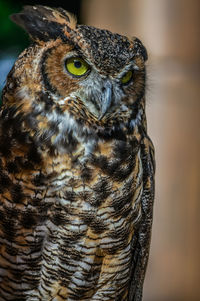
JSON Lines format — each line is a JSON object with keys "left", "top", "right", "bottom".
{"left": 10, "top": 5, "right": 77, "bottom": 42}
{"left": 132, "top": 37, "right": 148, "bottom": 61}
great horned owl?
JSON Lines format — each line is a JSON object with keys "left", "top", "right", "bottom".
{"left": 0, "top": 5, "right": 155, "bottom": 301}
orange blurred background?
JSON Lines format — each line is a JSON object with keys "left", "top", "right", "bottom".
{"left": 82, "top": 1, "right": 200, "bottom": 300}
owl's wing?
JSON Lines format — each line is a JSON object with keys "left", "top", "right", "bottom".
{"left": 128, "top": 136, "right": 155, "bottom": 301}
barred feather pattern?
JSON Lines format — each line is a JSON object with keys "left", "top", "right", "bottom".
{"left": 0, "top": 5, "right": 155, "bottom": 301}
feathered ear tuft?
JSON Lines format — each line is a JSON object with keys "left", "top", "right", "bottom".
{"left": 131, "top": 37, "right": 148, "bottom": 61}
{"left": 10, "top": 5, "right": 77, "bottom": 42}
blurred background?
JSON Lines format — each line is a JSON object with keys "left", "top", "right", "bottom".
{"left": 0, "top": 0, "right": 200, "bottom": 300}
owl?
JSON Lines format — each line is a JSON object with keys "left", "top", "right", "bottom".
{"left": 0, "top": 5, "right": 155, "bottom": 301}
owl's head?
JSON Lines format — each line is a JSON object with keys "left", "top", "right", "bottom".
{"left": 3, "top": 6, "right": 147, "bottom": 144}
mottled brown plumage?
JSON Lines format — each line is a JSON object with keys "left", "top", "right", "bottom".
{"left": 0, "top": 5, "right": 155, "bottom": 301}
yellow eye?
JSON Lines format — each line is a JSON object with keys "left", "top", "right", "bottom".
{"left": 121, "top": 70, "right": 133, "bottom": 84}
{"left": 65, "top": 57, "right": 90, "bottom": 77}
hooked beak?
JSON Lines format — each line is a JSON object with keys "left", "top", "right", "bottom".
{"left": 98, "top": 81, "right": 113, "bottom": 120}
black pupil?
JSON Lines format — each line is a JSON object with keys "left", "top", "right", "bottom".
{"left": 74, "top": 60, "right": 82, "bottom": 68}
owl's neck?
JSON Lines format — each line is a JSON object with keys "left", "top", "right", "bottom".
{"left": 0, "top": 91, "right": 146, "bottom": 173}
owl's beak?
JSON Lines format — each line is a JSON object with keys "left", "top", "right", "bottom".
{"left": 98, "top": 81, "right": 113, "bottom": 120}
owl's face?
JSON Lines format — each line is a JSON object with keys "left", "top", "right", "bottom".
{"left": 4, "top": 6, "right": 147, "bottom": 145}
{"left": 42, "top": 35, "right": 146, "bottom": 122}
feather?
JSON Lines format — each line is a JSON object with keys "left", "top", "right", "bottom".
{"left": 10, "top": 5, "right": 77, "bottom": 42}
